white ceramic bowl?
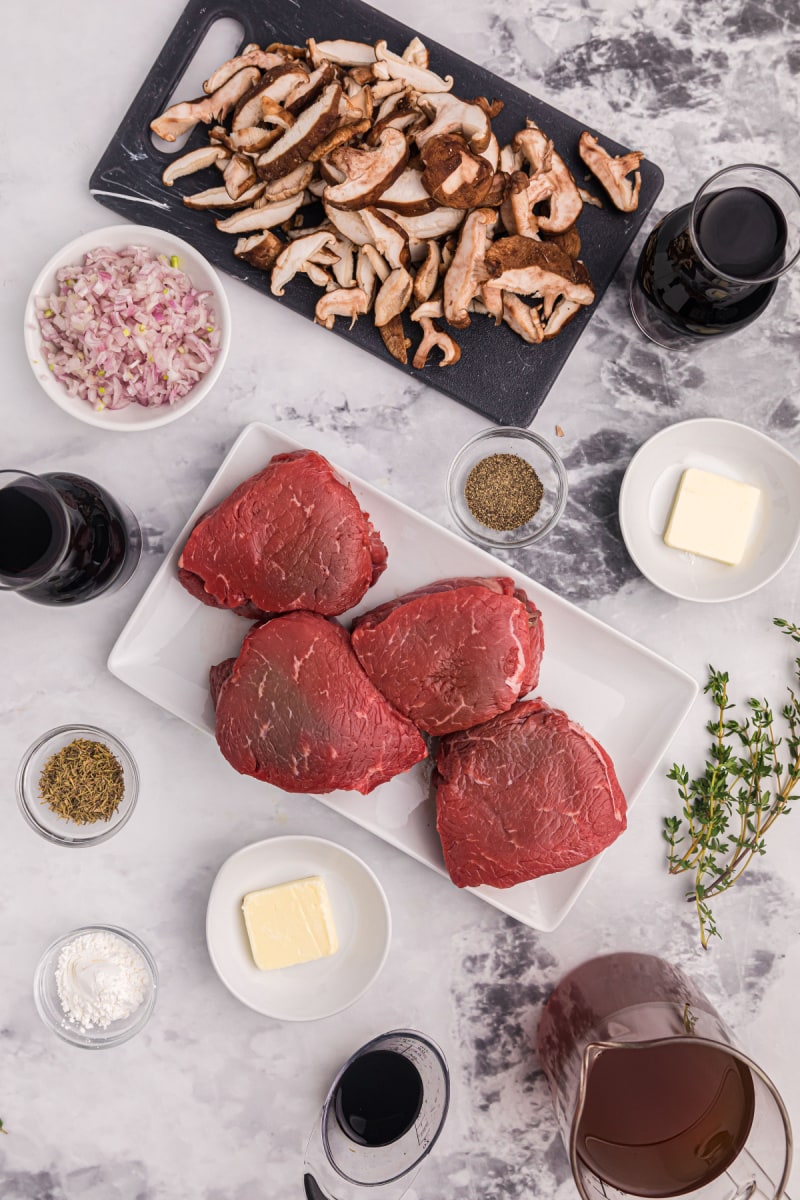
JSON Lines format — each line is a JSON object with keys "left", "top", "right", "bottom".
{"left": 23, "top": 224, "right": 231, "bottom": 431}
{"left": 619, "top": 417, "right": 800, "bottom": 603}
{"left": 206, "top": 835, "right": 391, "bottom": 1022}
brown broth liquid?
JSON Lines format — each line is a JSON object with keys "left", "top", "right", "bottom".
{"left": 576, "top": 1041, "right": 755, "bottom": 1198}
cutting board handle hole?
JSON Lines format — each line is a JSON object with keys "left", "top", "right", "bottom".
{"left": 151, "top": 16, "right": 246, "bottom": 154}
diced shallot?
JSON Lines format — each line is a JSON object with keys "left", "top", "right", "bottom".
{"left": 34, "top": 245, "right": 221, "bottom": 411}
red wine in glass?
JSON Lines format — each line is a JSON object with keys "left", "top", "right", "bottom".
{"left": 630, "top": 164, "right": 800, "bottom": 348}
{"left": 0, "top": 470, "right": 141, "bottom": 605}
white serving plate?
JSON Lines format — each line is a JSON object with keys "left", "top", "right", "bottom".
{"left": 619, "top": 417, "right": 800, "bottom": 603}
{"left": 23, "top": 224, "right": 232, "bottom": 432}
{"left": 206, "top": 836, "right": 391, "bottom": 1021}
{"left": 109, "top": 422, "right": 698, "bottom": 931}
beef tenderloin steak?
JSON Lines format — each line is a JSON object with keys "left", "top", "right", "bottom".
{"left": 435, "top": 698, "right": 626, "bottom": 887}
{"left": 179, "top": 450, "right": 387, "bottom": 618}
{"left": 212, "top": 612, "right": 427, "bottom": 795}
{"left": 351, "top": 577, "right": 544, "bottom": 736}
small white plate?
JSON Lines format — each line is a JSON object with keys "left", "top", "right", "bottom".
{"left": 619, "top": 418, "right": 800, "bottom": 603}
{"left": 23, "top": 224, "right": 231, "bottom": 432}
{"left": 206, "top": 836, "right": 391, "bottom": 1021}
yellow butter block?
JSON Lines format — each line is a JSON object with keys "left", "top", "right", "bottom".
{"left": 663, "top": 467, "right": 760, "bottom": 566}
{"left": 242, "top": 875, "right": 339, "bottom": 971}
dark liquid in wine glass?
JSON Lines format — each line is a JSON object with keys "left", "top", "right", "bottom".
{"left": 0, "top": 484, "right": 67, "bottom": 580}
{"left": 334, "top": 1050, "right": 423, "bottom": 1148}
{"left": 576, "top": 1041, "right": 756, "bottom": 1198}
{"left": 636, "top": 186, "right": 788, "bottom": 338}
{"left": 0, "top": 473, "right": 138, "bottom": 604}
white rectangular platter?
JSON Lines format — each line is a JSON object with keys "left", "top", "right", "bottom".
{"left": 109, "top": 422, "right": 698, "bottom": 931}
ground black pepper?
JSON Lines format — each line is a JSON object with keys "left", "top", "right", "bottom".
{"left": 464, "top": 454, "right": 545, "bottom": 531}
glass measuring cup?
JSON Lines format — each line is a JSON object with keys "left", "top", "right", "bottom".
{"left": 304, "top": 1029, "right": 450, "bottom": 1200}
{"left": 538, "top": 953, "right": 792, "bottom": 1199}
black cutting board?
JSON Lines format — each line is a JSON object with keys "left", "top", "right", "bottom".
{"left": 90, "top": 0, "right": 663, "bottom": 427}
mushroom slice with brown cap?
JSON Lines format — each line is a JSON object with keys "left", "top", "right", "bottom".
{"left": 443, "top": 207, "right": 498, "bottom": 328}
{"left": 232, "top": 79, "right": 292, "bottom": 131}
{"left": 229, "top": 126, "right": 283, "bottom": 154}
{"left": 323, "top": 127, "right": 409, "bottom": 210}
{"left": 502, "top": 293, "right": 544, "bottom": 343}
{"left": 315, "top": 287, "right": 371, "bottom": 330}
{"left": 377, "top": 169, "right": 438, "bottom": 216}
{"left": 411, "top": 295, "right": 444, "bottom": 319}
{"left": 385, "top": 206, "right": 465, "bottom": 240}
{"left": 265, "top": 42, "right": 306, "bottom": 59}
{"left": 215, "top": 191, "right": 305, "bottom": 233}
{"left": 183, "top": 182, "right": 265, "bottom": 210}
{"left": 374, "top": 266, "right": 413, "bottom": 326}
{"left": 204, "top": 46, "right": 284, "bottom": 93}
{"left": 260, "top": 161, "right": 316, "bottom": 204}
{"left": 513, "top": 124, "right": 583, "bottom": 234}
{"left": 308, "top": 38, "right": 377, "bottom": 67}
{"left": 325, "top": 233, "right": 356, "bottom": 288}
{"left": 412, "top": 240, "right": 441, "bottom": 304}
{"left": 578, "top": 131, "right": 643, "bottom": 212}
{"left": 379, "top": 314, "right": 412, "bottom": 363}
{"left": 308, "top": 118, "right": 372, "bottom": 162}
{"left": 162, "top": 144, "right": 229, "bottom": 186}
{"left": 415, "top": 93, "right": 492, "bottom": 154}
{"left": 543, "top": 224, "right": 582, "bottom": 260}
{"left": 253, "top": 64, "right": 310, "bottom": 107}
{"left": 234, "top": 230, "right": 283, "bottom": 271}
{"left": 373, "top": 41, "right": 453, "bottom": 93}
{"left": 505, "top": 169, "right": 552, "bottom": 238}
{"left": 285, "top": 64, "right": 337, "bottom": 115}
{"left": 421, "top": 134, "right": 495, "bottom": 209}
{"left": 371, "top": 78, "right": 406, "bottom": 103}
{"left": 355, "top": 246, "right": 379, "bottom": 306}
{"left": 271, "top": 231, "right": 338, "bottom": 296}
{"left": 484, "top": 237, "right": 594, "bottom": 317}
{"left": 543, "top": 261, "right": 594, "bottom": 337}
{"left": 367, "top": 99, "right": 423, "bottom": 147}
{"left": 479, "top": 283, "right": 504, "bottom": 324}
{"left": 363, "top": 244, "right": 390, "bottom": 283}
{"left": 323, "top": 204, "right": 373, "bottom": 246}
{"left": 151, "top": 67, "right": 260, "bottom": 141}
{"left": 412, "top": 316, "right": 461, "bottom": 368}
{"left": 360, "top": 208, "right": 411, "bottom": 270}
{"left": 223, "top": 154, "right": 258, "bottom": 200}
{"left": 256, "top": 83, "right": 341, "bottom": 182}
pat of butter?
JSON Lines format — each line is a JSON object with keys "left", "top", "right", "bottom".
{"left": 242, "top": 875, "right": 339, "bottom": 971}
{"left": 663, "top": 467, "right": 760, "bottom": 566}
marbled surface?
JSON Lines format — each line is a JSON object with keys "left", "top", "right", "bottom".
{"left": 2, "top": 0, "right": 800, "bottom": 1197}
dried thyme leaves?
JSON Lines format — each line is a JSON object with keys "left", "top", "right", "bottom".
{"left": 39, "top": 738, "right": 125, "bottom": 825}
{"left": 464, "top": 454, "right": 544, "bottom": 531}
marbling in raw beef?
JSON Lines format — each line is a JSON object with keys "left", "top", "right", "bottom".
{"left": 435, "top": 698, "right": 626, "bottom": 888}
{"left": 178, "top": 450, "right": 387, "bottom": 618}
{"left": 351, "top": 577, "right": 544, "bottom": 736}
{"left": 212, "top": 612, "right": 427, "bottom": 795}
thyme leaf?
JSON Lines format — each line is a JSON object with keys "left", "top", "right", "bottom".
{"left": 665, "top": 617, "right": 800, "bottom": 949}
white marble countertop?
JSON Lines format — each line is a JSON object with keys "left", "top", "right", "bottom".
{"left": 2, "top": 1, "right": 800, "bottom": 1197}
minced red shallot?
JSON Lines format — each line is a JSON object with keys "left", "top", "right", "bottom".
{"left": 35, "top": 245, "right": 221, "bottom": 411}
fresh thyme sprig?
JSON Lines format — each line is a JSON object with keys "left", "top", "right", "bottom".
{"left": 664, "top": 617, "right": 800, "bottom": 949}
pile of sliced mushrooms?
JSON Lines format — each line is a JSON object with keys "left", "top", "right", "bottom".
{"left": 152, "top": 35, "right": 643, "bottom": 369}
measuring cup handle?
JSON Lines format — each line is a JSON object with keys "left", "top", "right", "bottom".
{"left": 304, "top": 1173, "right": 332, "bottom": 1200}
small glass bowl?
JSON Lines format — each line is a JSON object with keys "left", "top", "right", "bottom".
{"left": 34, "top": 924, "right": 158, "bottom": 1049}
{"left": 17, "top": 724, "right": 139, "bottom": 846}
{"left": 447, "top": 427, "right": 569, "bottom": 548}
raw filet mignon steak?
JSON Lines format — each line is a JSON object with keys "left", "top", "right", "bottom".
{"left": 435, "top": 698, "right": 626, "bottom": 888}
{"left": 351, "top": 577, "right": 544, "bottom": 736}
{"left": 178, "top": 450, "right": 387, "bottom": 618}
{"left": 212, "top": 612, "right": 427, "bottom": 795}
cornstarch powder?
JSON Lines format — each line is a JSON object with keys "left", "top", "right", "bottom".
{"left": 56, "top": 930, "right": 148, "bottom": 1030}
